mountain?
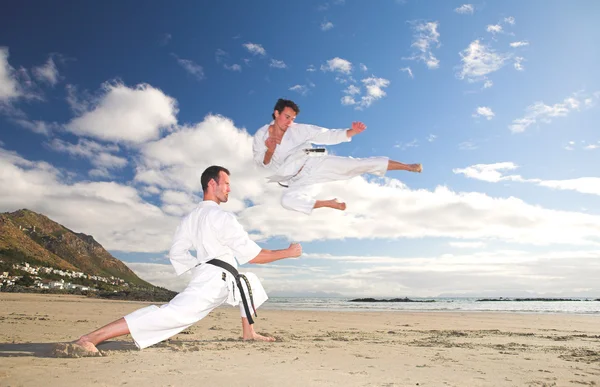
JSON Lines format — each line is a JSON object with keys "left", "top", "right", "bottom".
{"left": 0, "top": 209, "right": 151, "bottom": 287}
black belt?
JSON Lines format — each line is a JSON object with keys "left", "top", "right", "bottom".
{"left": 205, "top": 259, "right": 258, "bottom": 325}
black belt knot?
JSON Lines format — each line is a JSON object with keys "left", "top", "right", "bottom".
{"left": 205, "top": 259, "right": 258, "bottom": 325}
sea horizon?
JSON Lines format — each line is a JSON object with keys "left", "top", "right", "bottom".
{"left": 260, "top": 296, "right": 600, "bottom": 315}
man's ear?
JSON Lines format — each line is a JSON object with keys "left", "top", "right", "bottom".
{"left": 208, "top": 178, "right": 216, "bottom": 191}
{"left": 273, "top": 109, "right": 279, "bottom": 119}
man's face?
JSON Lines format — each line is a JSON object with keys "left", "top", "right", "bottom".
{"left": 213, "top": 171, "right": 231, "bottom": 203}
{"left": 274, "top": 107, "right": 297, "bottom": 132}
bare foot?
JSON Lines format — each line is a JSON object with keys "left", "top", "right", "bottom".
{"left": 244, "top": 332, "right": 276, "bottom": 342}
{"left": 73, "top": 337, "right": 100, "bottom": 353}
{"left": 327, "top": 198, "right": 346, "bottom": 211}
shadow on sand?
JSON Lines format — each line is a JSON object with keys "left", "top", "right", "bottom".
{"left": 0, "top": 341, "right": 137, "bottom": 358}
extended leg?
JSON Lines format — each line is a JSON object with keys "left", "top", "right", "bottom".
{"left": 282, "top": 186, "right": 346, "bottom": 213}
{"left": 281, "top": 184, "right": 320, "bottom": 214}
{"left": 283, "top": 156, "right": 419, "bottom": 214}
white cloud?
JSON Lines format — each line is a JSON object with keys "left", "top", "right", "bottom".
{"left": 134, "top": 114, "right": 267, "bottom": 211}
{"left": 340, "top": 77, "right": 390, "bottom": 109}
{"left": 341, "top": 95, "right": 356, "bottom": 106}
{"left": 565, "top": 141, "right": 576, "bottom": 151}
{"left": 269, "top": 59, "right": 287, "bottom": 69}
{"left": 394, "top": 139, "right": 418, "bottom": 150}
{"left": 47, "top": 138, "right": 127, "bottom": 171}
{"left": 486, "top": 24, "right": 503, "bottom": 34}
{"left": 65, "top": 82, "right": 178, "bottom": 143}
{"left": 4, "top": 108, "right": 600, "bottom": 274}
{"left": 32, "top": 56, "right": 60, "bottom": 86}
{"left": 321, "top": 21, "right": 334, "bottom": 31}
{"left": 0, "top": 147, "right": 179, "bottom": 252}
{"left": 455, "top": 4, "right": 474, "bottom": 14}
{"left": 472, "top": 106, "right": 495, "bottom": 120}
{"left": 405, "top": 21, "right": 440, "bottom": 69}
{"left": 360, "top": 76, "right": 390, "bottom": 107}
{"left": 65, "top": 84, "right": 91, "bottom": 115}
{"left": 400, "top": 67, "right": 414, "bottom": 78}
{"left": 240, "top": 176, "right": 600, "bottom": 247}
{"left": 535, "top": 178, "right": 600, "bottom": 196}
{"left": 224, "top": 64, "right": 242, "bottom": 72}
{"left": 359, "top": 63, "right": 368, "bottom": 72}
{"left": 172, "top": 55, "right": 204, "bottom": 81}
{"left": 243, "top": 42, "right": 266, "bottom": 56}
{"left": 215, "top": 49, "right": 228, "bottom": 64}
{"left": 510, "top": 41, "right": 529, "bottom": 48}
{"left": 455, "top": 162, "right": 600, "bottom": 196}
{"left": 459, "top": 141, "right": 478, "bottom": 150}
{"left": 514, "top": 56, "right": 525, "bottom": 71}
{"left": 0, "top": 47, "right": 24, "bottom": 102}
{"left": 131, "top": 248, "right": 600, "bottom": 296}
{"left": 93, "top": 152, "right": 128, "bottom": 169}
{"left": 344, "top": 84, "right": 361, "bottom": 95}
{"left": 160, "top": 189, "right": 199, "bottom": 217}
{"left": 12, "top": 119, "right": 57, "bottom": 136}
{"left": 483, "top": 80, "right": 493, "bottom": 89}
{"left": 509, "top": 92, "right": 597, "bottom": 133}
{"left": 289, "top": 84, "right": 309, "bottom": 96}
{"left": 453, "top": 162, "right": 521, "bottom": 183}
{"left": 126, "top": 262, "right": 191, "bottom": 293}
{"left": 457, "top": 40, "right": 510, "bottom": 83}
{"left": 335, "top": 76, "right": 351, "bottom": 84}
{"left": 448, "top": 241, "right": 485, "bottom": 248}
{"left": 321, "top": 57, "right": 353, "bottom": 74}
{"left": 427, "top": 134, "right": 437, "bottom": 142}
{"left": 487, "top": 17, "right": 515, "bottom": 37}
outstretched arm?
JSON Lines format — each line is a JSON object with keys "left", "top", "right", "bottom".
{"left": 249, "top": 243, "right": 302, "bottom": 264}
{"left": 305, "top": 124, "right": 352, "bottom": 146}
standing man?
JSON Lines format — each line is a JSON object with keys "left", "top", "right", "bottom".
{"left": 252, "top": 98, "right": 422, "bottom": 215}
{"left": 73, "top": 165, "right": 302, "bottom": 353}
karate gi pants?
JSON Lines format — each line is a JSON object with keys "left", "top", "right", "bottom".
{"left": 123, "top": 264, "right": 267, "bottom": 349}
{"left": 281, "top": 155, "right": 389, "bottom": 214}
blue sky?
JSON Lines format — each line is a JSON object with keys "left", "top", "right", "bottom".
{"left": 1, "top": 1, "right": 599, "bottom": 297}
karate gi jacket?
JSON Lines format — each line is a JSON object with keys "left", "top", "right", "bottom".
{"left": 252, "top": 122, "right": 352, "bottom": 183}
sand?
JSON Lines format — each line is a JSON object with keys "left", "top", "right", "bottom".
{"left": 1, "top": 293, "right": 599, "bottom": 386}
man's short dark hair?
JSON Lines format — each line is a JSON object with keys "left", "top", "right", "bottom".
{"left": 272, "top": 98, "right": 300, "bottom": 120}
{"left": 201, "top": 165, "right": 230, "bottom": 191}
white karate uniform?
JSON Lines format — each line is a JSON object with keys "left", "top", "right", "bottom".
{"left": 253, "top": 122, "right": 389, "bottom": 214}
{"left": 124, "top": 201, "right": 267, "bottom": 349}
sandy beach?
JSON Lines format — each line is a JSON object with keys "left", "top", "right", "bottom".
{"left": 1, "top": 293, "right": 599, "bottom": 386}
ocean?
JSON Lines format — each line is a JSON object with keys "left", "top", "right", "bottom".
{"left": 261, "top": 297, "right": 600, "bottom": 315}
